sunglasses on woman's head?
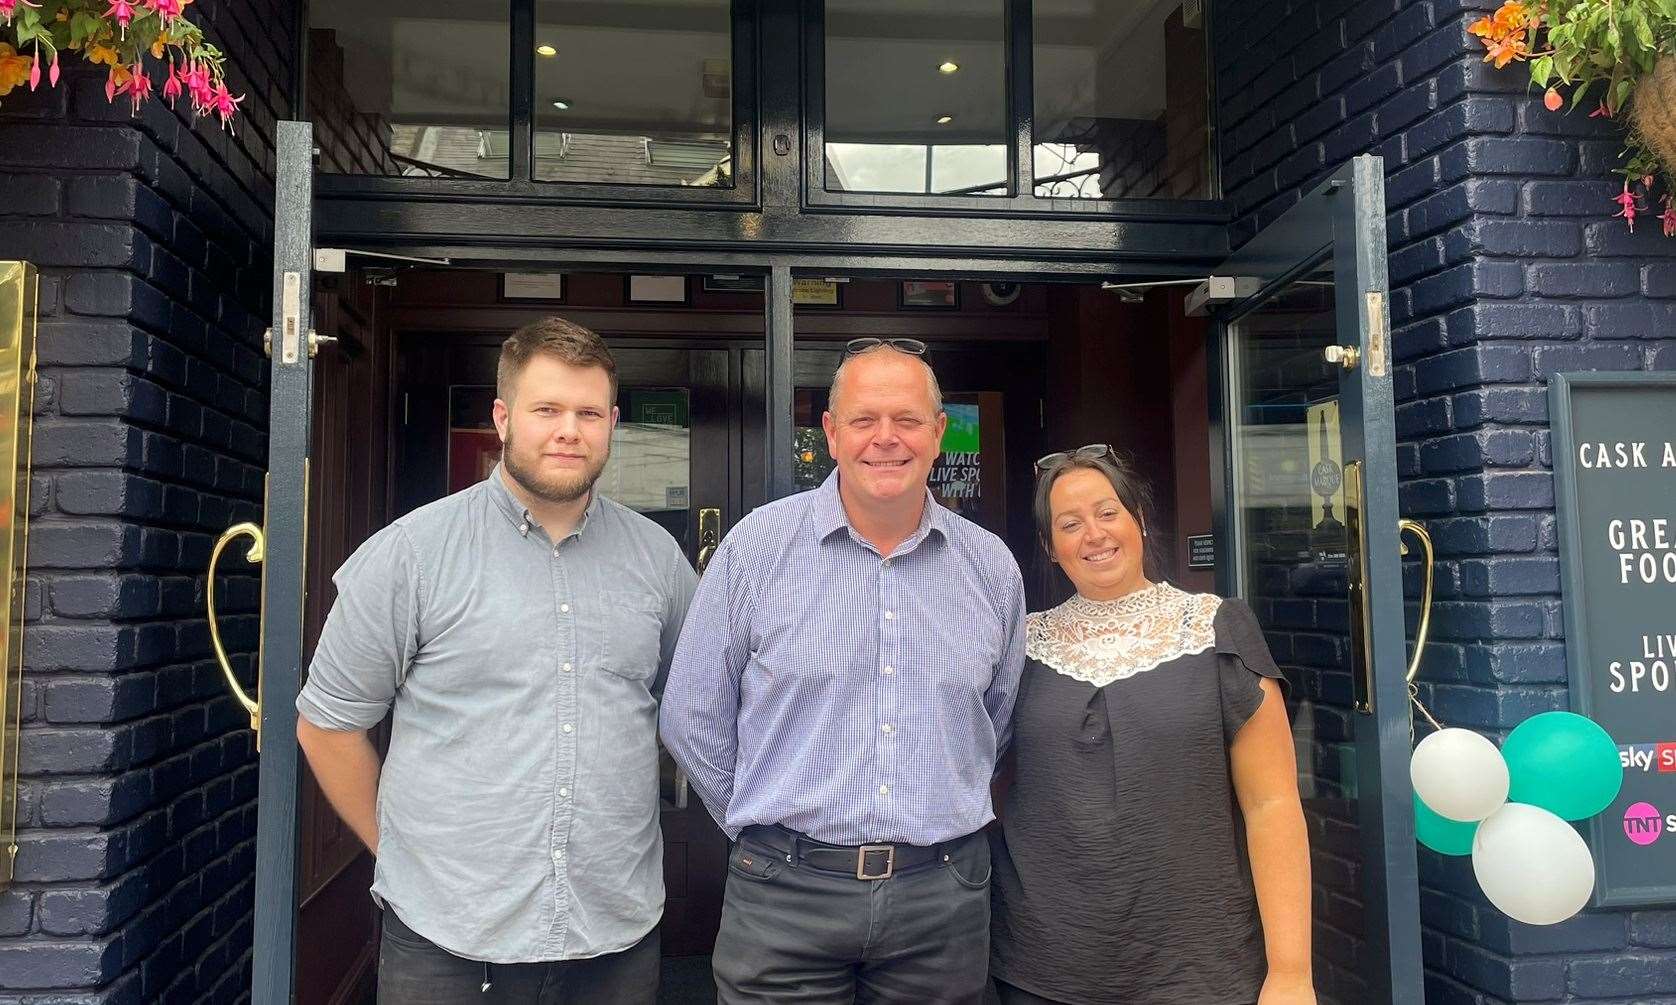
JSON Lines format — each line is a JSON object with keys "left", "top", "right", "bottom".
{"left": 844, "top": 337, "right": 929, "bottom": 358}
{"left": 1035, "top": 443, "right": 1118, "bottom": 474}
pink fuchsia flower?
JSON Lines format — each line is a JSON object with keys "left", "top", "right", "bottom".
{"left": 104, "top": 0, "right": 136, "bottom": 33}
{"left": 1662, "top": 198, "right": 1676, "bottom": 239}
{"left": 1543, "top": 87, "right": 1562, "bottom": 111}
{"left": 210, "top": 81, "right": 244, "bottom": 129}
{"left": 0, "top": 0, "right": 41, "bottom": 26}
{"left": 163, "top": 61, "right": 182, "bottom": 105}
{"left": 48, "top": 50, "right": 58, "bottom": 86}
{"left": 184, "top": 61, "right": 214, "bottom": 110}
{"left": 121, "top": 62, "right": 152, "bottom": 113}
{"left": 149, "top": 0, "right": 186, "bottom": 15}
{"left": 1612, "top": 182, "right": 1642, "bottom": 233}
{"left": 27, "top": 44, "right": 37, "bottom": 90}
{"left": 1589, "top": 101, "right": 1612, "bottom": 118}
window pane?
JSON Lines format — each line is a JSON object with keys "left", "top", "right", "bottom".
{"left": 824, "top": 0, "right": 1008, "bottom": 196}
{"left": 1033, "top": 0, "right": 1211, "bottom": 199}
{"left": 534, "top": 1, "right": 734, "bottom": 187}
{"left": 310, "top": 0, "right": 511, "bottom": 179}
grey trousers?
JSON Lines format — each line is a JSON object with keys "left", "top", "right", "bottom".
{"left": 375, "top": 909, "right": 661, "bottom": 1005}
{"left": 712, "top": 828, "right": 992, "bottom": 1005}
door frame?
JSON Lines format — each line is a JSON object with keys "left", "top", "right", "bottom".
{"left": 245, "top": 124, "right": 1418, "bottom": 1003}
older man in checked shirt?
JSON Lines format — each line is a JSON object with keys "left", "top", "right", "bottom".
{"left": 660, "top": 338, "right": 1026, "bottom": 1005}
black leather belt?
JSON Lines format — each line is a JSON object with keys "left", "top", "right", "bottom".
{"left": 741, "top": 824, "right": 955, "bottom": 881}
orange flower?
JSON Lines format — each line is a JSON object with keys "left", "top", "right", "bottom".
{"left": 0, "top": 43, "right": 31, "bottom": 96}
{"left": 1544, "top": 87, "right": 1563, "bottom": 111}
{"left": 1483, "top": 31, "right": 1528, "bottom": 68}
{"left": 86, "top": 41, "right": 120, "bottom": 67}
{"left": 1494, "top": 2, "right": 1529, "bottom": 30}
{"left": 1468, "top": 15, "right": 1499, "bottom": 38}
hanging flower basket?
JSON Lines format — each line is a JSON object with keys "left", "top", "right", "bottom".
{"left": 1631, "top": 53, "right": 1676, "bottom": 174}
{"left": 1472, "top": 0, "right": 1676, "bottom": 235}
{"left": 0, "top": 0, "right": 240, "bottom": 129}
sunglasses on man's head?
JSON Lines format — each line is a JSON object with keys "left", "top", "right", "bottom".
{"left": 843, "top": 337, "right": 929, "bottom": 358}
{"left": 1035, "top": 443, "right": 1118, "bottom": 474}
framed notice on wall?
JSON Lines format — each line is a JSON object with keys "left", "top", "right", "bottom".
{"left": 1551, "top": 372, "right": 1676, "bottom": 908}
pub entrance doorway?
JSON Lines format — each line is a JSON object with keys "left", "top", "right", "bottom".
{"left": 232, "top": 130, "right": 1422, "bottom": 1004}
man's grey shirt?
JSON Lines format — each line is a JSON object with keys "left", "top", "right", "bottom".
{"left": 296, "top": 466, "right": 698, "bottom": 964}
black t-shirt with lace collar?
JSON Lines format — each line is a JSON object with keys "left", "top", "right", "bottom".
{"left": 988, "top": 582, "right": 1285, "bottom": 1005}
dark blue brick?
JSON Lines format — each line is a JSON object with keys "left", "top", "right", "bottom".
{"left": 1567, "top": 954, "right": 1676, "bottom": 996}
{"left": 1456, "top": 471, "right": 1555, "bottom": 511}
{"left": 1531, "top": 342, "right": 1643, "bottom": 378}
{"left": 1525, "top": 262, "right": 1641, "bottom": 297}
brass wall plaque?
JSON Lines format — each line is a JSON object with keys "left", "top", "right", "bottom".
{"left": 0, "top": 262, "right": 39, "bottom": 889}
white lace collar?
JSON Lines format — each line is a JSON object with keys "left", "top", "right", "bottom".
{"left": 1026, "top": 582, "right": 1222, "bottom": 688}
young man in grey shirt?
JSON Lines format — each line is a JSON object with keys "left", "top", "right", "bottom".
{"left": 296, "top": 318, "right": 698, "bottom": 1004}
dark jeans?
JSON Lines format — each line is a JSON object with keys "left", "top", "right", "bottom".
{"left": 712, "top": 827, "right": 991, "bottom": 1005}
{"left": 376, "top": 909, "right": 660, "bottom": 1004}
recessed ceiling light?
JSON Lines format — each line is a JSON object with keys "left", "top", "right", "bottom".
{"left": 939, "top": 61, "right": 959, "bottom": 74}
{"left": 551, "top": 98, "right": 572, "bottom": 110}
{"left": 936, "top": 115, "right": 953, "bottom": 124}
{"left": 536, "top": 44, "right": 558, "bottom": 57}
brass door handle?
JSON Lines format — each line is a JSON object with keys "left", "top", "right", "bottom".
{"left": 696, "top": 507, "right": 721, "bottom": 575}
{"left": 1398, "top": 519, "right": 1435, "bottom": 684}
{"left": 208, "top": 522, "right": 265, "bottom": 746}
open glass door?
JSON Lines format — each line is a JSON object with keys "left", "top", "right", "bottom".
{"left": 1213, "top": 156, "right": 1423, "bottom": 1004}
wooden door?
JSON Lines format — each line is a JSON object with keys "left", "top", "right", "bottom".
{"left": 295, "top": 271, "right": 389, "bottom": 1004}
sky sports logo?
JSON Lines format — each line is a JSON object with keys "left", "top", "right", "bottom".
{"left": 1618, "top": 742, "right": 1676, "bottom": 773}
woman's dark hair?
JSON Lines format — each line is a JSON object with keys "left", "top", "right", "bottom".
{"left": 1032, "top": 449, "right": 1167, "bottom": 585}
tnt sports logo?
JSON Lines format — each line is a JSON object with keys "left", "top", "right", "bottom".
{"left": 1623, "top": 802, "right": 1671, "bottom": 846}
{"left": 1617, "top": 742, "right": 1676, "bottom": 773}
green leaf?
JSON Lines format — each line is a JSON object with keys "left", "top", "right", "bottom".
{"left": 1532, "top": 54, "right": 1554, "bottom": 86}
{"left": 1616, "top": 76, "right": 1633, "bottom": 107}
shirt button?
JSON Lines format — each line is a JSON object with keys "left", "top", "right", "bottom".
{"left": 560, "top": 603, "right": 571, "bottom": 613}
{"left": 552, "top": 848, "right": 564, "bottom": 862}
{"left": 882, "top": 665, "right": 895, "bottom": 676}
{"left": 559, "top": 787, "right": 571, "bottom": 798}
{"left": 519, "top": 522, "right": 529, "bottom": 535}
{"left": 562, "top": 723, "right": 573, "bottom": 733}
{"left": 884, "top": 611, "right": 895, "bottom": 621}
{"left": 881, "top": 724, "right": 894, "bottom": 734}
{"left": 552, "top": 545, "right": 561, "bottom": 557}
{"left": 882, "top": 558, "right": 892, "bottom": 568}
{"left": 562, "top": 662, "right": 573, "bottom": 672}
{"left": 878, "top": 784, "right": 890, "bottom": 795}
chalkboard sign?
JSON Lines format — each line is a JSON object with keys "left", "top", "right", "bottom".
{"left": 1551, "top": 372, "right": 1676, "bottom": 909}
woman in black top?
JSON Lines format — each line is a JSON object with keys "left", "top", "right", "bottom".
{"left": 989, "top": 446, "right": 1314, "bottom": 1005}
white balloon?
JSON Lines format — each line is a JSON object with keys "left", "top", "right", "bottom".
{"left": 1410, "top": 728, "right": 1510, "bottom": 822}
{"left": 1472, "top": 803, "right": 1596, "bottom": 925}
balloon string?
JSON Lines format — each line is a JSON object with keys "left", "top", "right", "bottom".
{"left": 1409, "top": 682, "right": 1443, "bottom": 732}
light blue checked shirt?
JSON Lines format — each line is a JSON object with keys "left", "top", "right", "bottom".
{"left": 659, "top": 471, "right": 1026, "bottom": 846}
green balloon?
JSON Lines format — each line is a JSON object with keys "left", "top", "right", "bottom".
{"left": 1414, "top": 792, "right": 1478, "bottom": 856}
{"left": 1503, "top": 711, "right": 1623, "bottom": 821}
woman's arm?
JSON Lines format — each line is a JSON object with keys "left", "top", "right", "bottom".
{"left": 1230, "top": 676, "right": 1315, "bottom": 1002}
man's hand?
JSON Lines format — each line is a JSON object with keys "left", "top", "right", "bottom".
{"left": 296, "top": 718, "right": 383, "bottom": 853}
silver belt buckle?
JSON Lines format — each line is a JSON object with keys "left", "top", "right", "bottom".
{"left": 856, "top": 844, "right": 895, "bottom": 880}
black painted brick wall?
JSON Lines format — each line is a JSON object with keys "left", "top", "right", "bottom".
{"left": 0, "top": 0, "right": 292, "bottom": 999}
{"left": 1216, "top": 0, "right": 1676, "bottom": 1001}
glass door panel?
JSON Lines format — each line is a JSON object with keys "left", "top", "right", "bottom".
{"left": 1228, "top": 264, "right": 1367, "bottom": 1002}
{"left": 1216, "top": 157, "right": 1421, "bottom": 1004}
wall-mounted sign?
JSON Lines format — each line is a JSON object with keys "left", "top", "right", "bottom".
{"left": 791, "top": 279, "right": 841, "bottom": 307}
{"left": 1551, "top": 372, "right": 1676, "bottom": 908}
{"left": 0, "top": 262, "right": 40, "bottom": 890}
{"left": 501, "top": 272, "right": 565, "bottom": 301}
{"left": 1187, "top": 534, "right": 1216, "bottom": 569}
